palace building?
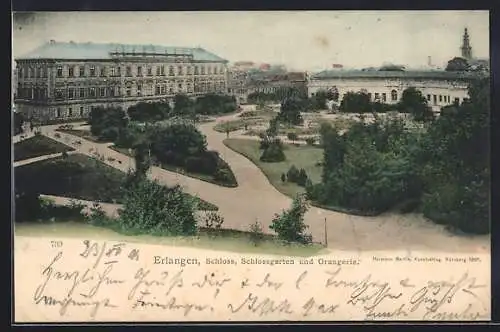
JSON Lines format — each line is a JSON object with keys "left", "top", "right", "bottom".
{"left": 307, "top": 28, "right": 489, "bottom": 113}
{"left": 14, "top": 40, "right": 229, "bottom": 121}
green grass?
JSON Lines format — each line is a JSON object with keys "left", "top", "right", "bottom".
{"left": 15, "top": 153, "right": 218, "bottom": 211}
{"left": 15, "top": 221, "right": 325, "bottom": 257}
{"left": 14, "top": 135, "right": 75, "bottom": 162}
{"left": 224, "top": 139, "right": 323, "bottom": 198}
{"left": 110, "top": 146, "right": 238, "bottom": 188}
{"left": 56, "top": 129, "right": 106, "bottom": 143}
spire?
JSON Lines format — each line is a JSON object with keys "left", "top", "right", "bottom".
{"left": 461, "top": 27, "right": 473, "bottom": 60}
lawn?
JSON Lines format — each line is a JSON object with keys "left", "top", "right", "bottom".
{"left": 14, "top": 135, "right": 75, "bottom": 162}
{"left": 110, "top": 146, "right": 238, "bottom": 188}
{"left": 224, "top": 138, "right": 324, "bottom": 198}
{"left": 14, "top": 153, "right": 218, "bottom": 211}
{"left": 15, "top": 221, "right": 325, "bottom": 257}
{"left": 56, "top": 129, "right": 106, "bottom": 143}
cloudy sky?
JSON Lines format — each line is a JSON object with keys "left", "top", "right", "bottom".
{"left": 12, "top": 11, "right": 489, "bottom": 71}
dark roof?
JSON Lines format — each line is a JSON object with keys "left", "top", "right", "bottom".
{"left": 311, "top": 69, "right": 488, "bottom": 80}
{"left": 16, "top": 41, "right": 228, "bottom": 62}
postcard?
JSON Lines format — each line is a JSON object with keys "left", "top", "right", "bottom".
{"left": 12, "top": 10, "right": 491, "bottom": 322}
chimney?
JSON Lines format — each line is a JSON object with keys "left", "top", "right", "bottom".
{"left": 49, "top": 39, "right": 56, "bottom": 44}
{"left": 427, "top": 56, "right": 432, "bottom": 66}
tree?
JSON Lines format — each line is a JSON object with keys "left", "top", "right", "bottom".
{"left": 419, "top": 77, "right": 489, "bottom": 234}
{"left": 260, "top": 139, "right": 286, "bottom": 162}
{"left": 148, "top": 123, "right": 207, "bottom": 165}
{"left": 118, "top": 179, "right": 197, "bottom": 235}
{"left": 339, "top": 92, "right": 371, "bottom": 113}
{"left": 266, "top": 117, "right": 279, "bottom": 137}
{"left": 445, "top": 57, "right": 470, "bottom": 72}
{"left": 278, "top": 97, "right": 304, "bottom": 125}
{"left": 319, "top": 123, "right": 346, "bottom": 181}
{"left": 195, "top": 94, "right": 237, "bottom": 115}
{"left": 287, "top": 132, "right": 298, "bottom": 143}
{"left": 14, "top": 112, "right": 24, "bottom": 135}
{"left": 269, "top": 195, "right": 312, "bottom": 244}
{"left": 133, "top": 142, "right": 151, "bottom": 179}
{"left": 89, "top": 106, "right": 128, "bottom": 141}
{"left": 127, "top": 102, "right": 170, "bottom": 122}
{"left": 173, "top": 94, "right": 196, "bottom": 119}
{"left": 399, "top": 87, "right": 434, "bottom": 122}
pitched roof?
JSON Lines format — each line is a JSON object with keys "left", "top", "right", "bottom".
{"left": 16, "top": 41, "right": 228, "bottom": 62}
{"left": 311, "top": 69, "right": 489, "bottom": 80}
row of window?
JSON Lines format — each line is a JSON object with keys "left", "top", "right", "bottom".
{"left": 19, "top": 63, "right": 225, "bottom": 80}
{"left": 52, "top": 82, "right": 225, "bottom": 100}
{"left": 425, "top": 94, "right": 459, "bottom": 105}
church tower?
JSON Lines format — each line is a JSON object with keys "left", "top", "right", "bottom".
{"left": 460, "top": 27, "right": 473, "bottom": 60}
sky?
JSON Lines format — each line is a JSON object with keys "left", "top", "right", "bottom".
{"left": 12, "top": 11, "right": 490, "bottom": 72}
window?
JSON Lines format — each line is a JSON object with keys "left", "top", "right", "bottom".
{"left": 68, "top": 107, "right": 73, "bottom": 117}
{"left": 439, "top": 95, "right": 442, "bottom": 102}
{"left": 79, "top": 66, "right": 85, "bottom": 77}
{"left": 169, "top": 66, "right": 174, "bottom": 76}
{"left": 137, "top": 66, "right": 142, "bottom": 76}
{"left": 57, "top": 66, "right": 63, "bottom": 78}
{"left": 55, "top": 89, "right": 64, "bottom": 100}
{"left": 147, "top": 66, "right": 152, "bottom": 76}
{"left": 208, "top": 66, "right": 212, "bottom": 75}
{"left": 391, "top": 90, "right": 398, "bottom": 101}
{"left": 111, "top": 67, "right": 116, "bottom": 77}
{"left": 56, "top": 108, "right": 61, "bottom": 118}
{"left": 374, "top": 93, "right": 380, "bottom": 100}
{"left": 160, "top": 65, "right": 165, "bottom": 76}
{"left": 89, "top": 87, "right": 96, "bottom": 98}
{"left": 108, "top": 87, "right": 115, "bottom": 97}
{"left": 433, "top": 95, "right": 437, "bottom": 105}
{"left": 80, "top": 107, "right": 84, "bottom": 117}
{"left": 194, "top": 66, "right": 199, "bottom": 75}
{"left": 155, "top": 85, "right": 161, "bottom": 95}
{"left": 454, "top": 97, "right": 460, "bottom": 104}
{"left": 99, "top": 87, "right": 105, "bottom": 97}
{"left": 160, "top": 85, "right": 165, "bottom": 95}
{"left": 178, "top": 83, "right": 182, "bottom": 89}
{"left": 178, "top": 66, "right": 183, "bottom": 76}
{"left": 90, "top": 66, "right": 96, "bottom": 77}
{"left": 126, "top": 66, "right": 132, "bottom": 77}
{"left": 214, "top": 67, "right": 218, "bottom": 75}
{"left": 169, "top": 87, "right": 174, "bottom": 94}
{"left": 79, "top": 88, "right": 85, "bottom": 98}
{"left": 201, "top": 66, "right": 205, "bottom": 75}
{"left": 126, "top": 86, "right": 132, "bottom": 97}
{"left": 117, "top": 67, "right": 121, "bottom": 76}
{"left": 18, "top": 68, "right": 22, "bottom": 79}
{"left": 100, "top": 67, "right": 106, "bottom": 77}
{"left": 188, "top": 66, "right": 193, "bottom": 75}
{"left": 427, "top": 94, "right": 431, "bottom": 101}
{"left": 68, "top": 66, "right": 74, "bottom": 77}
{"left": 382, "top": 93, "right": 387, "bottom": 102}
{"left": 68, "top": 88, "right": 74, "bottom": 99}
{"left": 137, "top": 84, "right": 142, "bottom": 96}
{"left": 447, "top": 95, "right": 451, "bottom": 103}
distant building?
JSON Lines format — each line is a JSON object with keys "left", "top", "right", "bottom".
{"left": 308, "top": 69, "right": 487, "bottom": 113}
{"left": 14, "top": 40, "right": 229, "bottom": 121}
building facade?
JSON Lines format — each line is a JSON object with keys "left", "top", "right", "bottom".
{"left": 307, "top": 70, "right": 487, "bottom": 112}
{"left": 14, "top": 40, "right": 229, "bottom": 121}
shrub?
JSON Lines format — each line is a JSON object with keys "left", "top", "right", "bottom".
{"left": 249, "top": 220, "right": 265, "bottom": 246}
{"left": 281, "top": 173, "right": 286, "bottom": 182}
{"left": 305, "top": 137, "right": 316, "bottom": 145}
{"left": 297, "top": 168, "right": 309, "bottom": 187}
{"left": 270, "top": 195, "right": 312, "bottom": 244}
{"left": 260, "top": 141, "right": 286, "bottom": 162}
{"left": 287, "top": 132, "right": 298, "bottom": 142}
{"left": 213, "top": 165, "right": 237, "bottom": 186}
{"left": 118, "top": 180, "right": 197, "bottom": 235}
{"left": 287, "top": 165, "right": 300, "bottom": 183}
{"left": 203, "top": 211, "right": 225, "bottom": 231}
